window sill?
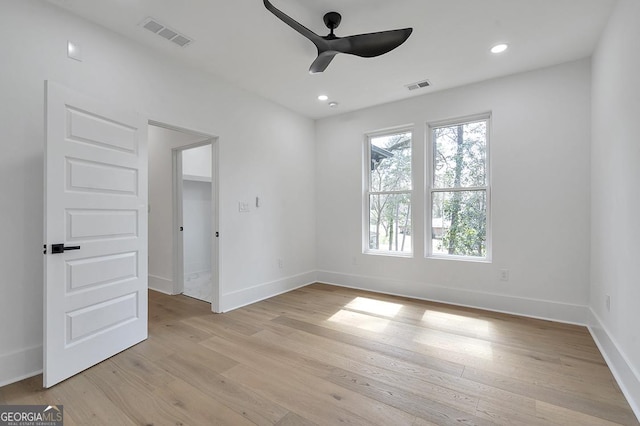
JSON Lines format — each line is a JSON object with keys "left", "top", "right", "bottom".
{"left": 426, "top": 254, "right": 491, "bottom": 263}
{"left": 364, "top": 250, "right": 413, "bottom": 259}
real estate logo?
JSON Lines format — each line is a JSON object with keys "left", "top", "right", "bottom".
{"left": 0, "top": 405, "right": 63, "bottom": 426}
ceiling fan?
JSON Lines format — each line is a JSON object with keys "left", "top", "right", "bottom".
{"left": 263, "top": 0, "right": 413, "bottom": 74}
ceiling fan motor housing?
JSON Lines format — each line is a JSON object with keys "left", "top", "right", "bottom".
{"left": 323, "top": 12, "right": 342, "bottom": 31}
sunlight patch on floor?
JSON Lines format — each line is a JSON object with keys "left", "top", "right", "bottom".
{"left": 421, "top": 310, "right": 492, "bottom": 336}
{"left": 327, "top": 309, "right": 391, "bottom": 333}
{"left": 417, "top": 310, "right": 494, "bottom": 359}
{"left": 412, "top": 330, "right": 494, "bottom": 360}
{"left": 345, "top": 297, "right": 404, "bottom": 318}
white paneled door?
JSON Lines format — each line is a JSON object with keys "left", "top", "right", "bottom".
{"left": 44, "top": 82, "right": 148, "bottom": 387}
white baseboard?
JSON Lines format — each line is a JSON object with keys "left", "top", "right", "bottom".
{"left": 219, "top": 271, "right": 317, "bottom": 312}
{"left": 149, "top": 274, "right": 175, "bottom": 295}
{"left": 0, "top": 345, "right": 42, "bottom": 388}
{"left": 587, "top": 309, "right": 640, "bottom": 421}
{"left": 316, "top": 270, "right": 590, "bottom": 326}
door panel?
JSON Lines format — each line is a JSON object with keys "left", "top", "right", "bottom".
{"left": 66, "top": 252, "right": 138, "bottom": 291}
{"left": 66, "top": 158, "right": 138, "bottom": 195}
{"left": 65, "top": 209, "right": 138, "bottom": 240}
{"left": 44, "top": 81, "right": 148, "bottom": 387}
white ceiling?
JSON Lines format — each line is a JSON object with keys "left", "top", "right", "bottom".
{"left": 46, "top": 0, "right": 615, "bottom": 119}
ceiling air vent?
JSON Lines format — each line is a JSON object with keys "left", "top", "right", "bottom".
{"left": 405, "top": 79, "right": 431, "bottom": 91}
{"left": 140, "top": 17, "right": 193, "bottom": 48}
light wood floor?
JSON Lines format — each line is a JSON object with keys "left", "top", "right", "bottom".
{"left": 1, "top": 284, "right": 637, "bottom": 425}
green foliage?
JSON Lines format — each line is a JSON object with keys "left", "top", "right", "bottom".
{"left": 439, "top": 191, "right": 486, "bottom": 257}
{"left": 432, "top": 120, "right": 487, "bottom": 257}
{"left": 367, "top": 119, "right": 488, "bottom": 257}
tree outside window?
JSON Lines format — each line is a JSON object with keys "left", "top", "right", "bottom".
{"left": 429, "top": 115, "right": 490, "bottom": 259}
{"left": 366, "top": 130, "right": 412, "bottom": 255}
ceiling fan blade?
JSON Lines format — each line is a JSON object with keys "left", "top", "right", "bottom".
{"left": 264, "top": 0, "right": 412, "bottom": 73}
{"left": 339, "top": 28, "right": 413, "bottom": 58}
{"left": 309, "top": 52, "right": 337, "bottom": 74}
{"left": 263, "top": 0, "right": 324, "bottom": 48}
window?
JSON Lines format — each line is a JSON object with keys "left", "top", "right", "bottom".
{"left": 365, "top": 129, "right": 413, "bottom": 255}
{"left": 428, "top": 114, "right": 490, "bottom": 259}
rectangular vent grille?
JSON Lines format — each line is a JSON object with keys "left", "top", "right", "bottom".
{"left": 406, "top": 79, "right": 431, "bottom": 91}
{"left": 140, "top": 17, "right": 193, "bottom": 48}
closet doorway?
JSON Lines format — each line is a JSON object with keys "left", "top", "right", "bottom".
{"left": 175, "top": 143, "right": 214, "bottom": 302}
{"left": 147, "top": 122, "right": 219, "bottom": 310}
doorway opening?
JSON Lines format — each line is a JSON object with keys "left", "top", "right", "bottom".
{"left": 176, "top": 143, "right": 213, "bottom": 302}
{"left": 147, "top": 122, "right": 219, "bottom": 310}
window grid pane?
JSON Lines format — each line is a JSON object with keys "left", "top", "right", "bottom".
{"left": 429, "top": 116, "right": 489, "bottom": 259}
{"left": 369, "top": 193, "right": 412, "bottom": 253}
{"left": 367, "top": 130, "right": 413, "bottom": 255}
{"left": 370, "top": 132, "right": 412, "bottom": 192}
{"left": 431, "top": 190, "right": 487, "bottom": 257}
{"left": 432, "top": 120, "right": 486, "bottom": 189}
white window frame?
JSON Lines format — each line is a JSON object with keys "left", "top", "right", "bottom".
{"left": 363, "top": 126, "right": 414, "bottom": 257}
{"left": 426, "top": 113, "right": 492, "bottom": 261}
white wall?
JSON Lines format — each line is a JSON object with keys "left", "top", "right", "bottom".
{"left": 316, "top": 59, "right": 592, "bottom": 323}
{"left": 590, "top": 0, "right": 640, "bottom": 417}
{"left": 182, "top": 180, "right": 212, "bottom": 276}
{"left": 182, "top": 144, "right": 212, "bottom": 179}
{"left": 0, "top": 0, "right": 316, "bottom": 386}
{"left": 148, "top": 126, "right": 206, "bottom": 294}
{"left": 182, "top": 145, "right": 213, "bottom": 278}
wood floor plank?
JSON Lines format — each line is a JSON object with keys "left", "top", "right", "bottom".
{"left": 223, "top": 362, "right": 414, "bottom": 426}
{"left": 272, "top": 296, "right": 607, "bottom": 389}
{"left": 0, "top": 284, "right": 637, "bottom": 425}
{"left": 463, "top": 365, "right": 638, "bottom": 425}
{"left": 0, "top": 375, "right": 64, "bottom": 408}
{"left": 252, "top": 328, "right": 480, "bottom": 413}
{"left": 287, "top": 285, "right": 600, "bottom": 356}
{"left": 200, "top": 334, "right": 417, "bottom": 425}
{"left": 268, "top": 327, "right": 539, "bottom": 416}
{"left": 275, "top": 411, "right": 319, "bottom": 426}
{"left": 107, "top": 348, "right": 176, "bottom": 393}
{"left": 48, "top": 374, "right": 136, "bottom": 426}
{"left": 151, "top": 378, "right": 257, "bottom": 425}
{"left": 475, "top": 397, "right": 548, "bottom": 425}
{"left": 271, "top": 291, "right": 621, "bottom": 403}
{"left": 412, "top": 416, "right": 442, "bottom": 426}
{"left": 324, "top": 366, "right": 494, "bottom": 426}
{"left": 159, "top": 350, "right": 290, "bottom": 425}
{"left": 271, "top": 315, "right": 466, "bottom": 376}
{"left": 83, "top": 359, "right": 187, "bottom": 426}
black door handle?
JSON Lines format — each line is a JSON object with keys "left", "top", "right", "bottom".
{"left": 51, "top": 243, "right": 81, "bottom": 254}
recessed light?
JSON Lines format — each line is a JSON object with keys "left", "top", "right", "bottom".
{"left": 318, "top": 95, "right": 329, "bottom": 101}
{"left": 328, "top": 102, "right": 339, "bottom": 108}
{"left": 490, "top": 43, "right": 508, "bottom": 54}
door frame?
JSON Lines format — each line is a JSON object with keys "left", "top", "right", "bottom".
{"left": 149, "top": 120, "right": 221, "bottom": 313}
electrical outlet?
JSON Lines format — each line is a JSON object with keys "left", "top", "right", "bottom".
{"left": 278, "top": 258, "right": 283, "bottom": 269}
{"left": 605, "top": 295, "right": 611, "bottom": 312}
{"left": 238, "top": 202, "right": 249, "bottom": 213}
{"left": 499, "top": 269, "right": 509, "bottom": 282}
